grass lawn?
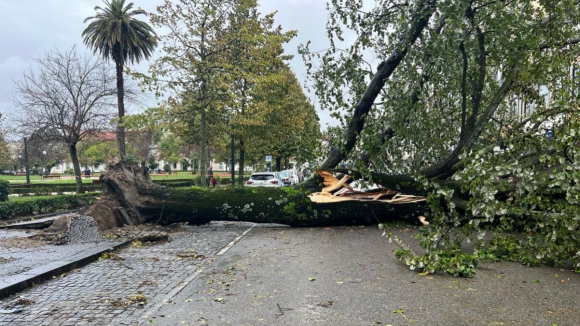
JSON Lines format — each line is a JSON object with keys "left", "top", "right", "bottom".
{"left": 8, "top": 192, "right": 101, "bottom": 202}
{"left": 0, "top": 175, "right": 43, "bottom": 182}
{"left": 1, "top": 177, "right": 98, "bottom": 184}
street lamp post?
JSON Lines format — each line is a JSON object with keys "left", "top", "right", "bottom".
{"left": 24, "top": 137, "right": 30, "bottom": 185}
{"left": 42, "top": 150, "right": 47, "bottom": 176}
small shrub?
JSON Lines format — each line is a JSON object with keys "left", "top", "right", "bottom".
{"left": 0, "top": 193, "right": 98, "bottom": 220}
{"left": 0, "top": 180, "right": 10, "bottom": 202}
{"left": 148, "top": 163, "right": 159, "bottom": 170}
{"left": 163, "top": 164, "right": 170, "bottom": 173}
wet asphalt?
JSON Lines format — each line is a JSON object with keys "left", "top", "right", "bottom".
{"left": 143, "top": 225, "right": 580, "bottom": 326}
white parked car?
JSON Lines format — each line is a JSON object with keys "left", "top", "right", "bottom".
{"left": 245, "top": 172, "right": 284, "bottom": 187}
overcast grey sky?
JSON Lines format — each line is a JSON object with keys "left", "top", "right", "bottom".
{"left": 0, "top": 0, "right": 336, "bottom": 130}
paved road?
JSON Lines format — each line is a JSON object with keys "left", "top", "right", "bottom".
{"left": 148, "top": 226, "right": 580, "bottom": 326}
{"left": 1, "top": 224, "right": 579, "bottom": 326}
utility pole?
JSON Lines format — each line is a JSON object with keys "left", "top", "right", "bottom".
{"left": 24, "top": 137, "right": 30, "bottom": 185}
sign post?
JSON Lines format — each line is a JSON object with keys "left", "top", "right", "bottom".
{"left": 266, "top": 156, "right": 272, "bottom": 171}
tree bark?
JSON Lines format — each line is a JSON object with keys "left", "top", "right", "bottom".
{"left": 69, "top": 143, "right": 84, "bottom": 194}
{"left": 116, "top": 61, "right": 126, "bottom": 160}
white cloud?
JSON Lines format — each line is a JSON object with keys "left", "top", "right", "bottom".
{"left": 0, "top": 0, "right": 340, "bottom": 128}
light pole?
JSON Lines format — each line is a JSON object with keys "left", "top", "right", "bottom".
{"left": 42, "top": 150, "right": 47, "bottom": 176}
{"left": 24, "top": 137, "right": 30, "bottom": 185}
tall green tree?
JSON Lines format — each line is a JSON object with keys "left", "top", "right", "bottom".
{"left": 220, "top": 0, "right": 296, "bottom": 182}
{"left": 249, "top": 68, "right": 320, "bottom": 171}
{"left": 0, "top": 133, "right": 12, "bottom": 171}
{"left": 146, "top": 0, "right": 240, "bottom": 185}
{"left": 123, "top": 107, "right": 167, "bottom": 166}
{"left": 83, "top": 0, "right": 158, "bottom": 160}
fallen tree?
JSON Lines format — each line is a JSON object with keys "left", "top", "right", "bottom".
{"left": 85, "top": 161, "right": 427, "bottom": 232}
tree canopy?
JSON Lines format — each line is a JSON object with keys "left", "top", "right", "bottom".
{"left": 83, "top": 0, "right": 158, "bottom": 160}
{"left": 11, "top": 46, "right": 118, "bottom": 193}
{"left": 143, "top": 0, "right": 316, "bottom": 181}
{"left": 299, "top": 0, "right": 580, "bottom": 275}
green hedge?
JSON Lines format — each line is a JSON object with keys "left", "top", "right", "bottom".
{"left": 152, "top": 179, "right": 194, "bottom": 187}
{"left": 10, "top": 183, "right": 102, "bottom": 195}
{"left": 150, "top": 178, "right": 232, "bottom": 187}
{"left": 0, "top": 193, "right": 98, "bottom": 220}
{"left": 0, "top": 180, "right": 10, "bottom": 202}
{"left": 9, "top": 180, "right": 197, "bottom": 195}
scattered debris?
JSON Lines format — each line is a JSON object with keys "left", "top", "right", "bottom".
{"left": 317, "top": 300, "right": 334, "bottom": 308}
{"left": 100, "top": 252, "right": 125, "bottom": 260}
{"left": 275, "top": 303, "right": 293, "bottom": 318}
{"left": 2, "top": 297, "right": 36, "bottom": 310}
{"left": 105, "top": 293, "right": 149, "bottom": 308}
{"left": 103, "top": 224, "right": 172, "bottom": 243}
{"left": 418, "top": 215, "right": 429, "bottom": 226}
{"left": 13, "top": 298, "right": 36, "bottom": 306}
{"left": 0, "top": 307, "right": 23, "bottom": 314}
{"left": 176, "top": 250, "right": 205, "bottom": 259}
{"left": 308, "top": 170, "right": 426, "bottom": 204}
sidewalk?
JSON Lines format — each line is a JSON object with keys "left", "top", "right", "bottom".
{"left": 0, "top": 222, "right": 256, "bottom": 325}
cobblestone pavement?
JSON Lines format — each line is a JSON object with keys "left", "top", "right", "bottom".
{"left": 0, "top": 228, "right": 113, "bottom": 279}
{"left": 0, "top": 222, "right": 255, "bottom": 326}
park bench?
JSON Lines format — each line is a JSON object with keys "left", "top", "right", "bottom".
{"left": 92, "top": 179, "right": 101, "bottom": 184}
{"left": 15, "top": 172, "right": 26, "bottom": 176}
{"left": 42, "top": 174, "right": 61, "bottom": 180}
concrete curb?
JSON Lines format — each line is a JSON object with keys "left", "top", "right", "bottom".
{"left": 0, "top": 208, "right": 83, "bottom": 228}
{"left": 0, "top": 239, "right": 132, "bottom": 299}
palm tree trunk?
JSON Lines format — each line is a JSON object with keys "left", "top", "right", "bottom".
{"left": 69, "top": 143, "right": 85, "bottom": 194}
{"left": 115, "top": 62, "right": 126, "bottom": 160}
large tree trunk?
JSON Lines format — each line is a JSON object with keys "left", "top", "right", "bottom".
{"left": 115, "top": 61, "right": 126, "bottom": 160}
{"left": 86, "top": 161, "right": 425, "bottom": 233}
{"left": 69, "top": 143, "right": 84, "bottom": 194}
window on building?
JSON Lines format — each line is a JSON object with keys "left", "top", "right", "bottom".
{"left": 572, "top": 67, "right": 580, "bottom": 96}
{"left": 512, "top": 96, "right": 522, "bottom": 116}
{"left": 525, "top": 102, "right": 535, "bottom": 115}
{"left": 539, "top": 85, "right": 550, "bottom": 108}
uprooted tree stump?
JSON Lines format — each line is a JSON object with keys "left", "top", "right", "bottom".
{"left": 82, "top": 160, "right": 427, "bottom": 234}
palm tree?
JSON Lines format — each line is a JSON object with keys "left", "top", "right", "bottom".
{"left": 82, "top": 0, "right": 157, "bottom": 160}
